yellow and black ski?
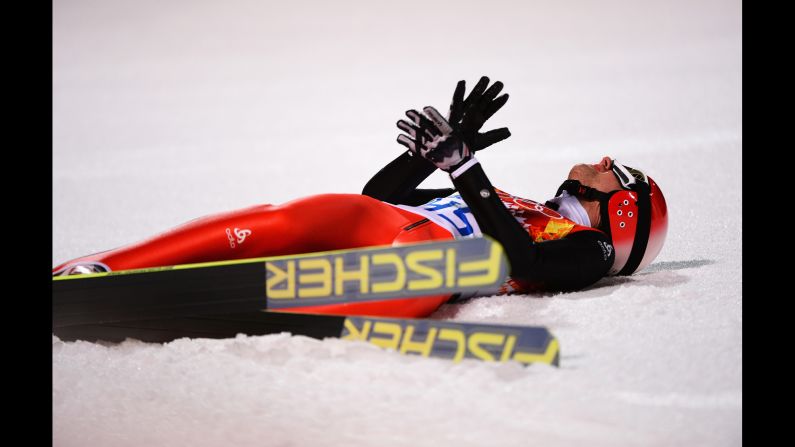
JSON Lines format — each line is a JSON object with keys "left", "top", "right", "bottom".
{"left": 53, "top": 236, "right": 508, "bottom": 327}
{"left": 54, "top": 311, "right": 560, "bottom": 367}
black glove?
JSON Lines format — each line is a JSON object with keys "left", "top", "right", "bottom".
{"left": 447, "top": 76, "right": 511, "bottom": 151}
{"left": 396, "top": 106, "right": 472, "bottom": 173}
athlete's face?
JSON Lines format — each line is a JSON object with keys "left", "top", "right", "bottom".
{"left": 568, "top": 156, "right": 622, "bottom": 194}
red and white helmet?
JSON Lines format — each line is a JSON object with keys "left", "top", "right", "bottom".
{"left": 604, "top": 161, "right": 668, "bottom": 275}
{"left": 554, "top": 160, "right": 668, "bottom": 275}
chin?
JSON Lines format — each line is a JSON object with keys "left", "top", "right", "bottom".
{"left": 567, "top": 164, "right": 590, "bottom": 182}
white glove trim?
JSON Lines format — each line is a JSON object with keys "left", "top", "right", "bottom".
{"left": 450, "top": 157, "right": 480, "bottom": 179}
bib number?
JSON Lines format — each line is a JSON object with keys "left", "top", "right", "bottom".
{"left": 421, "top": 195, "right": 477, "bottom": 238}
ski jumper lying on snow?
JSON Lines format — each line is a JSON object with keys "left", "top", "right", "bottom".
{"left": 53, "top": 77, "right": 668, "bottom": 318}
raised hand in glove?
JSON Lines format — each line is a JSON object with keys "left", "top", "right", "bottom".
{"left": 447, "top": 76, "right": 511, "bottom": 151}
{"left": 396, "top": 106, "right": 473, "bottom": 173}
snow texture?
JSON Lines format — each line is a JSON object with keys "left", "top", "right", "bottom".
{"left": 53, "top": 0, "right": 741, "bottom": 445}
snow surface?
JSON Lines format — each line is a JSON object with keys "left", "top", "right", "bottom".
{"left": 53, "top": 0, "right": 742, "bottom": 445}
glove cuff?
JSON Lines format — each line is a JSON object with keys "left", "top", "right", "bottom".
{"left": 450, "top": 157, "right": 480, "bottom": 179}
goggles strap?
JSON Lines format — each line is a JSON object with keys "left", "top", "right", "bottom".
{"left": 554, "top": 180, "right": 612, "bottom": 202}
{"left": 617, "top": 183, "right": 652, "bottom": 275}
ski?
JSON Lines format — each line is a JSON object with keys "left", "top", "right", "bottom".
{"left": 53, "top": 311, "right": 560, "bottom": 367}
{"left": 53, "top": 236, "right": 509, "bottom": 327}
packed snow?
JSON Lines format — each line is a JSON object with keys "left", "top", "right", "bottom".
{"left": 53, "top": 0, "right": 741, "bottom": 445}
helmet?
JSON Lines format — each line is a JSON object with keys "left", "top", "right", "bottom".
{"left": 603, "top": 162, "right": 668, "bottom": 275}
{"left": 554, "top": 160, "right": 668, "bottom": 275}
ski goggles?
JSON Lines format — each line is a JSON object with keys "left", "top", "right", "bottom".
{"left": 611, "top": 160, "right": 648, "bottom": 191}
